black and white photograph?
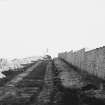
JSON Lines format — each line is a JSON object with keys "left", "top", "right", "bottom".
{"left": 0, "top": 0, "right": 105, "bottom": 105}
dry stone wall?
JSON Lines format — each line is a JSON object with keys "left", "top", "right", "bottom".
{"left": 58, "top": 46, "right": 105, "bottom": 79}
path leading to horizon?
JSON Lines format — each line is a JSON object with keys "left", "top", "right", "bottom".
{"left": 0, "top": 57, "right": 104, "bottom": 105}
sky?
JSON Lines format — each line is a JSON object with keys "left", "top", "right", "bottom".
{"left": 0, "top": 0, "right": 105, "bottom": 59}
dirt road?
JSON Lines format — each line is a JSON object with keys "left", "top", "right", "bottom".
{"left": 0, "top": 58, "right": 105, "bottom": 105}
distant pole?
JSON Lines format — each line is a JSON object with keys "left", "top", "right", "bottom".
{"left": 46, "top": 48, "right": 49, "bottom": 55}
{"left": 47, "top": 48, "right": 48, "bottom": 53}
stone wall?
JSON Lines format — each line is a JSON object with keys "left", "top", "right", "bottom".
{"left": 58, "top": 46, "right": 105, "bottom": 79}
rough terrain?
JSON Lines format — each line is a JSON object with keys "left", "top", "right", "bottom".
{"left": 0, "top": 56, "right": 105, "bottom": 105}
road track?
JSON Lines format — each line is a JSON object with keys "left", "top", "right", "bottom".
{"left": 0, "top": 58, "right": 105, "bottom": 105}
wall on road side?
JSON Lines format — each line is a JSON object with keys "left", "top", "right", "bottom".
{"left": 58, "top": 46, "right": 105, "bottom": 79}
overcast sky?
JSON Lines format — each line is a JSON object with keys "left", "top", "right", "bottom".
{"left": 0, "top": 0, "right": 105, "bottom": 59}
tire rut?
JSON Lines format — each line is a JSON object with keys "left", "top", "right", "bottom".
{"left": 0, "top": 57, "right": 105, "bottom": 105}
{"left": 0, "top": 60, "right": 48, "bottom": 105}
